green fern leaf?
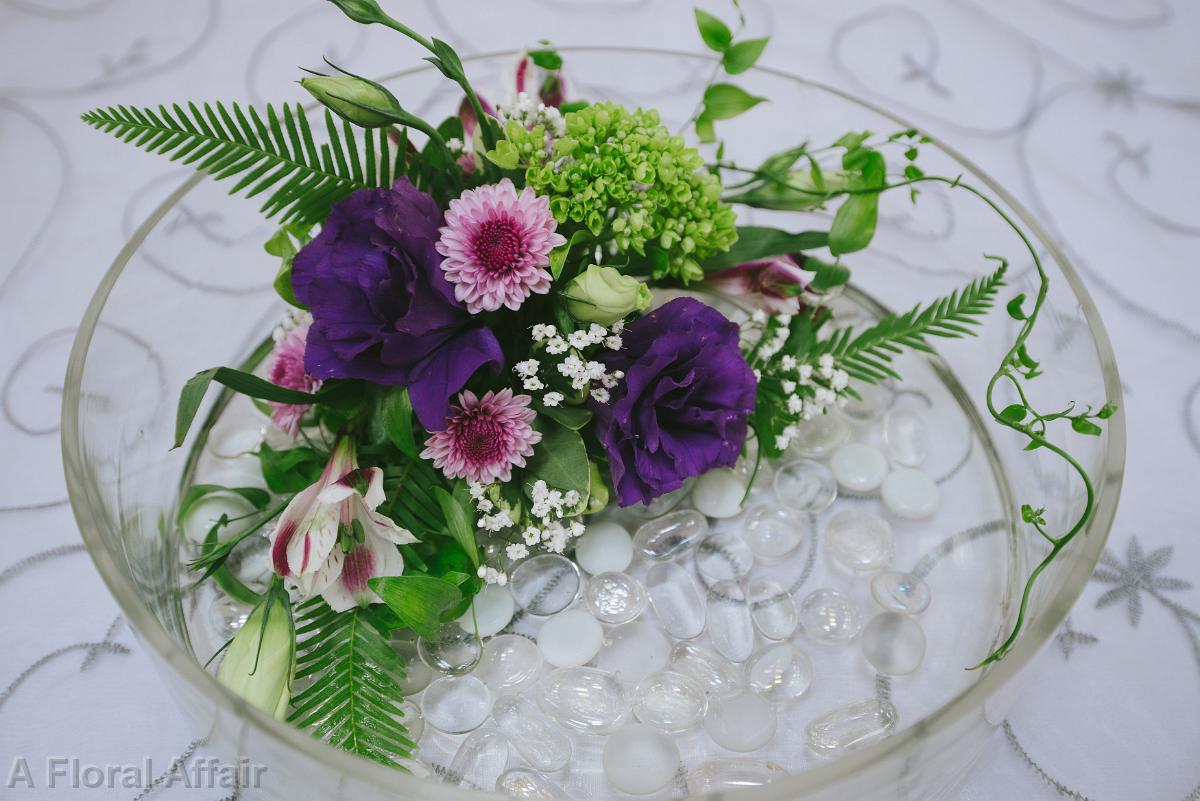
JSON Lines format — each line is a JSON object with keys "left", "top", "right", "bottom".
{"left": 288, "top": 599, "right": 415, "bottom": 769}
{"left": 81, "top": 103, "right": 397, "bottom": 225}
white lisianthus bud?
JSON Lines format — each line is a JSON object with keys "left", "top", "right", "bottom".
{"left": 563, "top": 264, "right": 652, "bottom": 326}
{"left": 217, "top": 583, "right": 296, "bottom": 720}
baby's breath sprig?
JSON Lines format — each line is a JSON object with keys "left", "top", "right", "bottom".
{"left": 519, "top": 320, "right": 624, "bottom": 407}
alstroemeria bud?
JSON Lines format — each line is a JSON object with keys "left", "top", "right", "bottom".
{"left": 217, "top": 586, "right": 296, "bottom": 719}
{"left": 585, "top": 461, "right": 610, "bottom": 514}
{"left": 563, "top": 264, "right": 652, "bottom": 325}
{"left": 300, "top": 75, "right": 403, "bottom": 129}
{"left": 704, "top": 254, "right": 816, "bottom": 314}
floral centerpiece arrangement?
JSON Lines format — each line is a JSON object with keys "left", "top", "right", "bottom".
{"left": 83, "top": 0, "right": 1113, "bottom": 775}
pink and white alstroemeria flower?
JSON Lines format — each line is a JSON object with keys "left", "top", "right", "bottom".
{"left": 270, "top": 438, "right": 417, "bottom": 612}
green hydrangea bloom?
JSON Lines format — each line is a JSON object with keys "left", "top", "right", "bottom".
{"left": 491, "top": 103, "right": 737, "bottom": 283}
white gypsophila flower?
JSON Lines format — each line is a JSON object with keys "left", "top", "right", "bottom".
{"left": 506, "top": 543, "right": 529, "bottom": 561}
{"left": 514, "top": 359, "right": 540, "bottom": 377}
{"left": 787, "top": 395, "right": 803, "bottom": 415}
{"left": 522, "top": 527, "right": 541, "bottom": 546}
{"left": 569, "top": 520, "right": 586, "bottom": 538}
{"left": 531, "top": 323, "right": 557, "bottom": 342}
{"left": 590, "top": 388, "right": 610, "bottom": 403}
{"left": 567, "top": 330, "right": 591, "bottom": 349}
{"left": 611, "top": 319, "right": 625, "bottom": 334}
{"left": 477, "top": 566, "right": 508, "bottom": 586}
{"left": 523, "top": 376, "right": 545, "bottom": 391}
{"left": 546, "top": 337, "right": 569, "bottom": 355}
{"left": 782, "top": 379, "right": 797, "bottom": 394}
{"left": 468, "top": 481, "right": 486, "bottom": 499}
{"left": 753, "top": 368, "right": 762, "bottom": 381}
{"left": 564, "top": 490, "right": 581, "bottom": 507}
{"left": 476, "top": 498, "right": 494, "bottom": 513}
{"left": 781, "top": 355, "right": 797, "bottom": 371}
{"left": 831, "top": 370, "right": 849, "bottom": 391}
{"left": 818, "top": 353, "right": 834, "bottom": 370}
{"left": 798, "top": 364, "right": 814, "bottom": 381}
{"left": 604, "top": 335, "right": 623, "bottom": 351}
{"left": 587, "top": 323, "right": 608, "bottom": 342}
{"left": 543, "top": 391, "right": 564, "bottom": 407}
{"left": 446, "top": 137, "right": 464, "bottom": 153}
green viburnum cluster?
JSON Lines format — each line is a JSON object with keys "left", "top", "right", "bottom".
{"left": 494, "top": 102, "right": 738, "bottom": 283}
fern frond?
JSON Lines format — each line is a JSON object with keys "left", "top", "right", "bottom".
{"left": 819, "top": 259, "right": 1008, "bottom": 383}
{"left": 81, "top": 103, "right": 399, "bottom": 225}
{"left": 289, "top": 600, "right": 414, "bottom": 769}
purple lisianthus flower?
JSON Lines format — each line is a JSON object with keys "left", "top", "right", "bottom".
{"left": 591, "top": 297, "right": 757, "bottom": 507}
{"left": 292, "top": 178, "right": 503, "bottom": 430}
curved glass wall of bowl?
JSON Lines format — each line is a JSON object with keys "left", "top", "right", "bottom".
{"left": 63, "top": 48, "right": 1122, "bottom": 801}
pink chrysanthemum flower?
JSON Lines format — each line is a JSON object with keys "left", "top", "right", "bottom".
{"left": 436, "top": 178, "right": 566, "bottom": 314}
{"left": 421, "top": 389, "right": 542, "bottom": 483}
{"left": 268, "top": 318, "right": 322, "bottom": 437}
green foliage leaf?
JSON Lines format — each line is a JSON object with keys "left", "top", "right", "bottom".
{"left": 808, "top": 257, "right": 851, "bottom": 292}
{"left": 723, "top": 37, "right": 768, "bottom": 74}
{"left": 523, "top": 421, "right": 590, "bottom": 504}
{"left": 528, "top": 47, "right": 563, "bottom": 70}
{"left": 549, "top": 229, "right": 593, "bottom": 281}
{"left": 369, "top": 575, "right": 464, "bottom": 640}
{"left": 174, "top": 366, "right": 331, "bottom": 449}
{"left": 537, "top": 403, "right": 592, "bottom": 431}
{"left": 700, "top": 226, "right": 829, "bottom": 270}
{"left": 289, "top": 600, "right": 415, "bottom": 769}
{"left": 694, "top": 8, "right": 733, "bottom": 51}
{"left": 1071, "top": 417, "right": 1103, "bottom": 436}
{"left": 999, "top": 404, "right": 1028, "bottom": 423}
{"left": 1006, "top": 294, "right": 1027, "bottom": 321}
{"left": 701, "top": 83, "right": 767, "bottom": 121}
{"left": 433, "top": 486, "right": 480, "bottom": 568}
{"left": 828, "top": 151, "right": 886, "bottom": 256}
{"left": 1097, "top": 402, "right": 1117, "bottom": 420}
{"left": 486, "top": 139, "right": 520, "bottom": 170}
{"left": 258, "top": 444, "right": 325, "bottom": 493}
{"left": 379, "top": 388, "right": 420, "bottom": 459}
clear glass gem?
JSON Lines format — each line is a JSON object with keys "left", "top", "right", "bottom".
{"left": 670, "top": 642, "right": 742, "bottom": 699}
{"left": 741, "top": 503, "right": 806, "bottom": 560}
{"left": 830, "top": 443, "right": 889, "bottom": 493}
{"left": 602, "top": 724, "right": 680, "bottom": 796}
{"left": 840, "top": 381, "right": 893, "bottom": 422}
{"left": 508, "top": 554, "right": 581, "bottom": 616}
{"left": 646, "top": 562, "right": 706, "bottom": 639}
{"left": 633, "top": 509, "right": 708, "bottom": 561}
{"left": 825, "top": 509, "right": 894, "bottom": 572}
{"left": 492, "top": 695, "right": 572, "bottom": 772}
{"left": 686, "top": 758, "right": 788, "bottom": 794}
{"left": 695, "top": 531, "right": 754, "bottom": 583}
{"left": 584, "top": 571, "right": 647, "bottom": 625}
{"left": 772, "top": 460, "right": 838, "bottom": 513}
{"left": 421, "top": 675, "right": 492, "bottom": 734}
{"left": 883, "top": 408, "right": 928, "bottom": 467}
{"left": 880, "top": 468, "right": 940, "bottom": 520}
{"left": 475, "top": 634, "right": 543, "bottom": 696}
{"left": 703, "top": 692, "right": 777, "bottom": 752}
{"left": 707, "top": 580, "right": 755, "bottom": 663}
{"left": 632, "top": 671, "right": 708, "bottom": 733}
{"left": 449, "top": 727, "right": 509, "bottom": 790}
{"left": 691, "top": 468, "right": 747, "bottom": 519}
{"left": 596, "top": 621, "right": 672, "bottom": 683}
{"left": 537, "top": 609, "right": 603, "bottom": 668}
{"left": 497, "top": 768, "right": 569, "bottom": 799}
{"left": 627, "top": 476, "right": 695, "bottom": 519}
{"left": 861, "top": 612, "right": 927, "bottom": 675}
{"left": 539, "top": 666, "right": 627, "bottom": 733}
{"left": 457, "top": 582, "right": 515, "bottom": 637}
{"left": 870, "top": 570, "right": 931, "bottom": 614}
{"left": 787, "top": 412, "right": 849, "bottom": 459}
{"left": 746, "top": 642, "right": 813, "bottom": 701}
{"left": 799, "top": 589, "right": 863, "bottom": 642}
{"left": 747, "top": 578, "right": 799, "bottom": 640}
{"left": 574, "top": 521, "right": 634, "bottom": 575}
{"left": 396, "top": 698, "right": 424, "bottom": 742}
{"left": 391, "top": 639, "right": 433, "bottom": 694}
{"left": 806, "top": 699, "right": 898, "bottom": 756}
{"left": 418, "top": 623, "right": 482, "bottom": 675}
{"left": 208, "top": 595, "right": 251, "bottom": 640}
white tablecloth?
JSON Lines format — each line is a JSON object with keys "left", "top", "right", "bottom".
{"left": 1, "top": 1, "right": 1197, "bottom": 798}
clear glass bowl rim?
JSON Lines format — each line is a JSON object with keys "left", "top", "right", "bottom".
{"left": 61, "top": 46, "right": 1126, "bottom": 800}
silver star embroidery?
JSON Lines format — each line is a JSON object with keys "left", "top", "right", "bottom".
{"left": 1055, "top": 617, "right": 1098, "bottom": 660}
{"left": 1092, "top": 537, "right": 1192, "bottom": 627}
{"left": 1095, "top": 67, "right": 1143, "bottom": 108}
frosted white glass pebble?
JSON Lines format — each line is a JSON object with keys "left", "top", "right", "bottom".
{"left": 184, "top": 495, "right": 255, "bottom": 544}
{"left": 537, "top": 609, "right": 603, "bottom": 668}
{"left": 539, "top": 667, "right": 627, "bottom": 733}
{"left": 475, "top": 634, "right": 543, "bottom": 695}
{"left": 870, "top": 571, "right": 931, "bottom": 614}
{"left": 788, "top": 412, "right": 849, "bottom": 458}
{"left": 747, "top": 578, "right": 798, "bottom": 640}
{"left": 627, "top": 476, "right": 695, "bottom": 519}
{"left": 603, "top": 724, "right": 680, "bottom": 795}
{"left": 746, "top": 642, "right": 813, "bottom": 701}
{"left": 392, "top": 640, "right": 433, "bottom": 694}
{"left": 646, "top": 562, "right": 706, "bottom": 639}
{"left": 492, "top": 695, "right": 572, "bottom": 773}
{"left": 457, "top": 583, "right": 515, "bottom": 637}
{"left": 596, "top": 621, "right": 671, "bottom": 682}
{"left": 806, "top": 699, "right": 898, "bottom": 756}
{"left": 798, "top": 589, "right": 863, "bottom": 642}
{"left": 883, "top": 408, "right": 928, "bottom": 467}
{"left": 208, "top": 595, "right": 251, "bottom": 639}
{"left": 830, "top": 443, "right": 889, "bottom": 493}
{"left": 670, "top": 642, "right": 742, "bottom": 699}
{"left": 509, "top": 554, "right": 581, "bottom": 616}
{"left": 686, "top": 758, "right": 788, "bottom": 794}
{"left": 397, "top": 698, "right": 424, "bottom": 742}
{"left": 861, "top": 612, "right": 927, "bottom": 675}
{"left": 634, "top": 509, "right": 708, "bottom": 561}
{"left": 574, "top": 521, "right": 634, "bottom": 575}
{"left": 695, "top": 531, "right": 754, "bottom": 583}
{"left": 205, "top": 415, "right": 265, "bottom": 459}
{"left": 741, "top": 503, "right": 806, "bottom": 560}
{"left": 632, "top": 671, "right": 708, "bottom": 733}
{"left": 825, "top": 509, "right": 894, "bottom": 572}
{"left": 880, "top": 468, "right": 940, "bottom": 519}
{"left": 584, "top": 572, "right": 647, "bottom": 625}
{"left": 422, "top": 675, "right": 492, "bottom": 734}
{"left": 692, "top": 468, "right": 746, "bottom": 518}
{"left": 704, "top": 692, "right": 777, "bottom": 752}
{"left": 203, "top": 455, "right": 269, "bottom": 491}
{"left": 772, "top": 459, "right": 838, "bottom": 513}
{"left": 707, "top": 580, "right": 755, "bottom": 663}
{"left": 449, "top": 728, "right": 509, "bottom": 790}
{"left": 840, "top": 381, "right": 893, "bottom": 422}
{"left": 498, "top": 769, "right": 570, "bottom": 799}
{"left": 418, "top": 623, "right": 482, "bottom": 675}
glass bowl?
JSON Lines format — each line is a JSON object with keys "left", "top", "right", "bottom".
{"left": 62, "top": 48, "right": 1123, "bottom": 800}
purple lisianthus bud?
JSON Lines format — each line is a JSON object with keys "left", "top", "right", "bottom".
{"left": 590, "top": 297, "right": 757, "bottom": 507}
{"left": 291, "top": 178, "right": 504, "bottom": 429}
{"left": 704, "top": 254, "right": 815, "bottom": 313}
